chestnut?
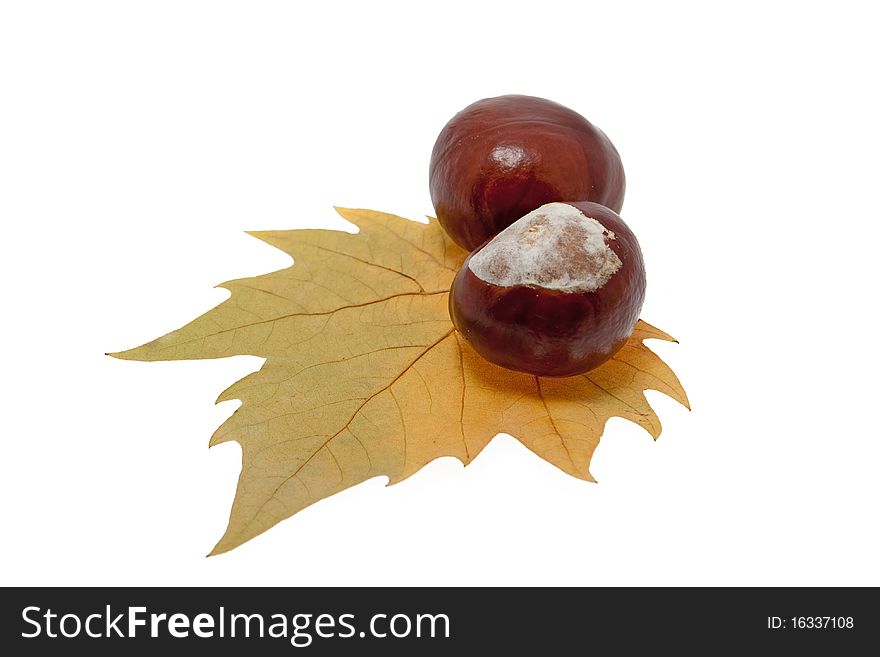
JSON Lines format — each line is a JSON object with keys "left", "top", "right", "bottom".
{"left": 449, "top": 201, "right": 645, "bottom": 377}
{"left": 429, "top": 95, "right": 626, "bottom": 251}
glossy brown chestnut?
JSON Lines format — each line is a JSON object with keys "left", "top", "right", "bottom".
{"left": 449, "top": 201, "right": 645, "bottom": 377}
{"left": 430, "top": 95, "right": 625, "bottom": 251}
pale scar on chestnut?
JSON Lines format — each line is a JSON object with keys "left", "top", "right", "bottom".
{"left": 468, "top": 202, "right": 622, "bottom": 294}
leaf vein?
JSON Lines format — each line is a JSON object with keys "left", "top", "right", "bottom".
{"left": 303, "top": 243, "right": 426, "bottom": 292}
{"left": 535, "top": 377, "right": 576, "bottom": 470}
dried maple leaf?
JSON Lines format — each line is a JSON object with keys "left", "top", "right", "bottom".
{"left": 111, "top": 208, "right": 689, "bottom": 554}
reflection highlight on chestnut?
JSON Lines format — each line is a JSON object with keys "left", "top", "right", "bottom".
{"left": 449, "top": 202, "right": 645, "bottom": 377}
{"left": 430, "top": 95, "right": 626, "bottom": 251}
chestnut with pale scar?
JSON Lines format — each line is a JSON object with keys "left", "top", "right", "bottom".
{"left": 450, "top": 201, "right": 646, "bottom": 377}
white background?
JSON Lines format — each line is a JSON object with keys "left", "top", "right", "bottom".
{"left": 2, "top": 1, "right": 878, "bottom": 586}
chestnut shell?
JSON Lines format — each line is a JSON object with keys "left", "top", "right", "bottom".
{"left": 430, "top": 95, "right": 626, "bottom": 251}
{"left": 449, "top": 202, "right": 645, "bottom": 377}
